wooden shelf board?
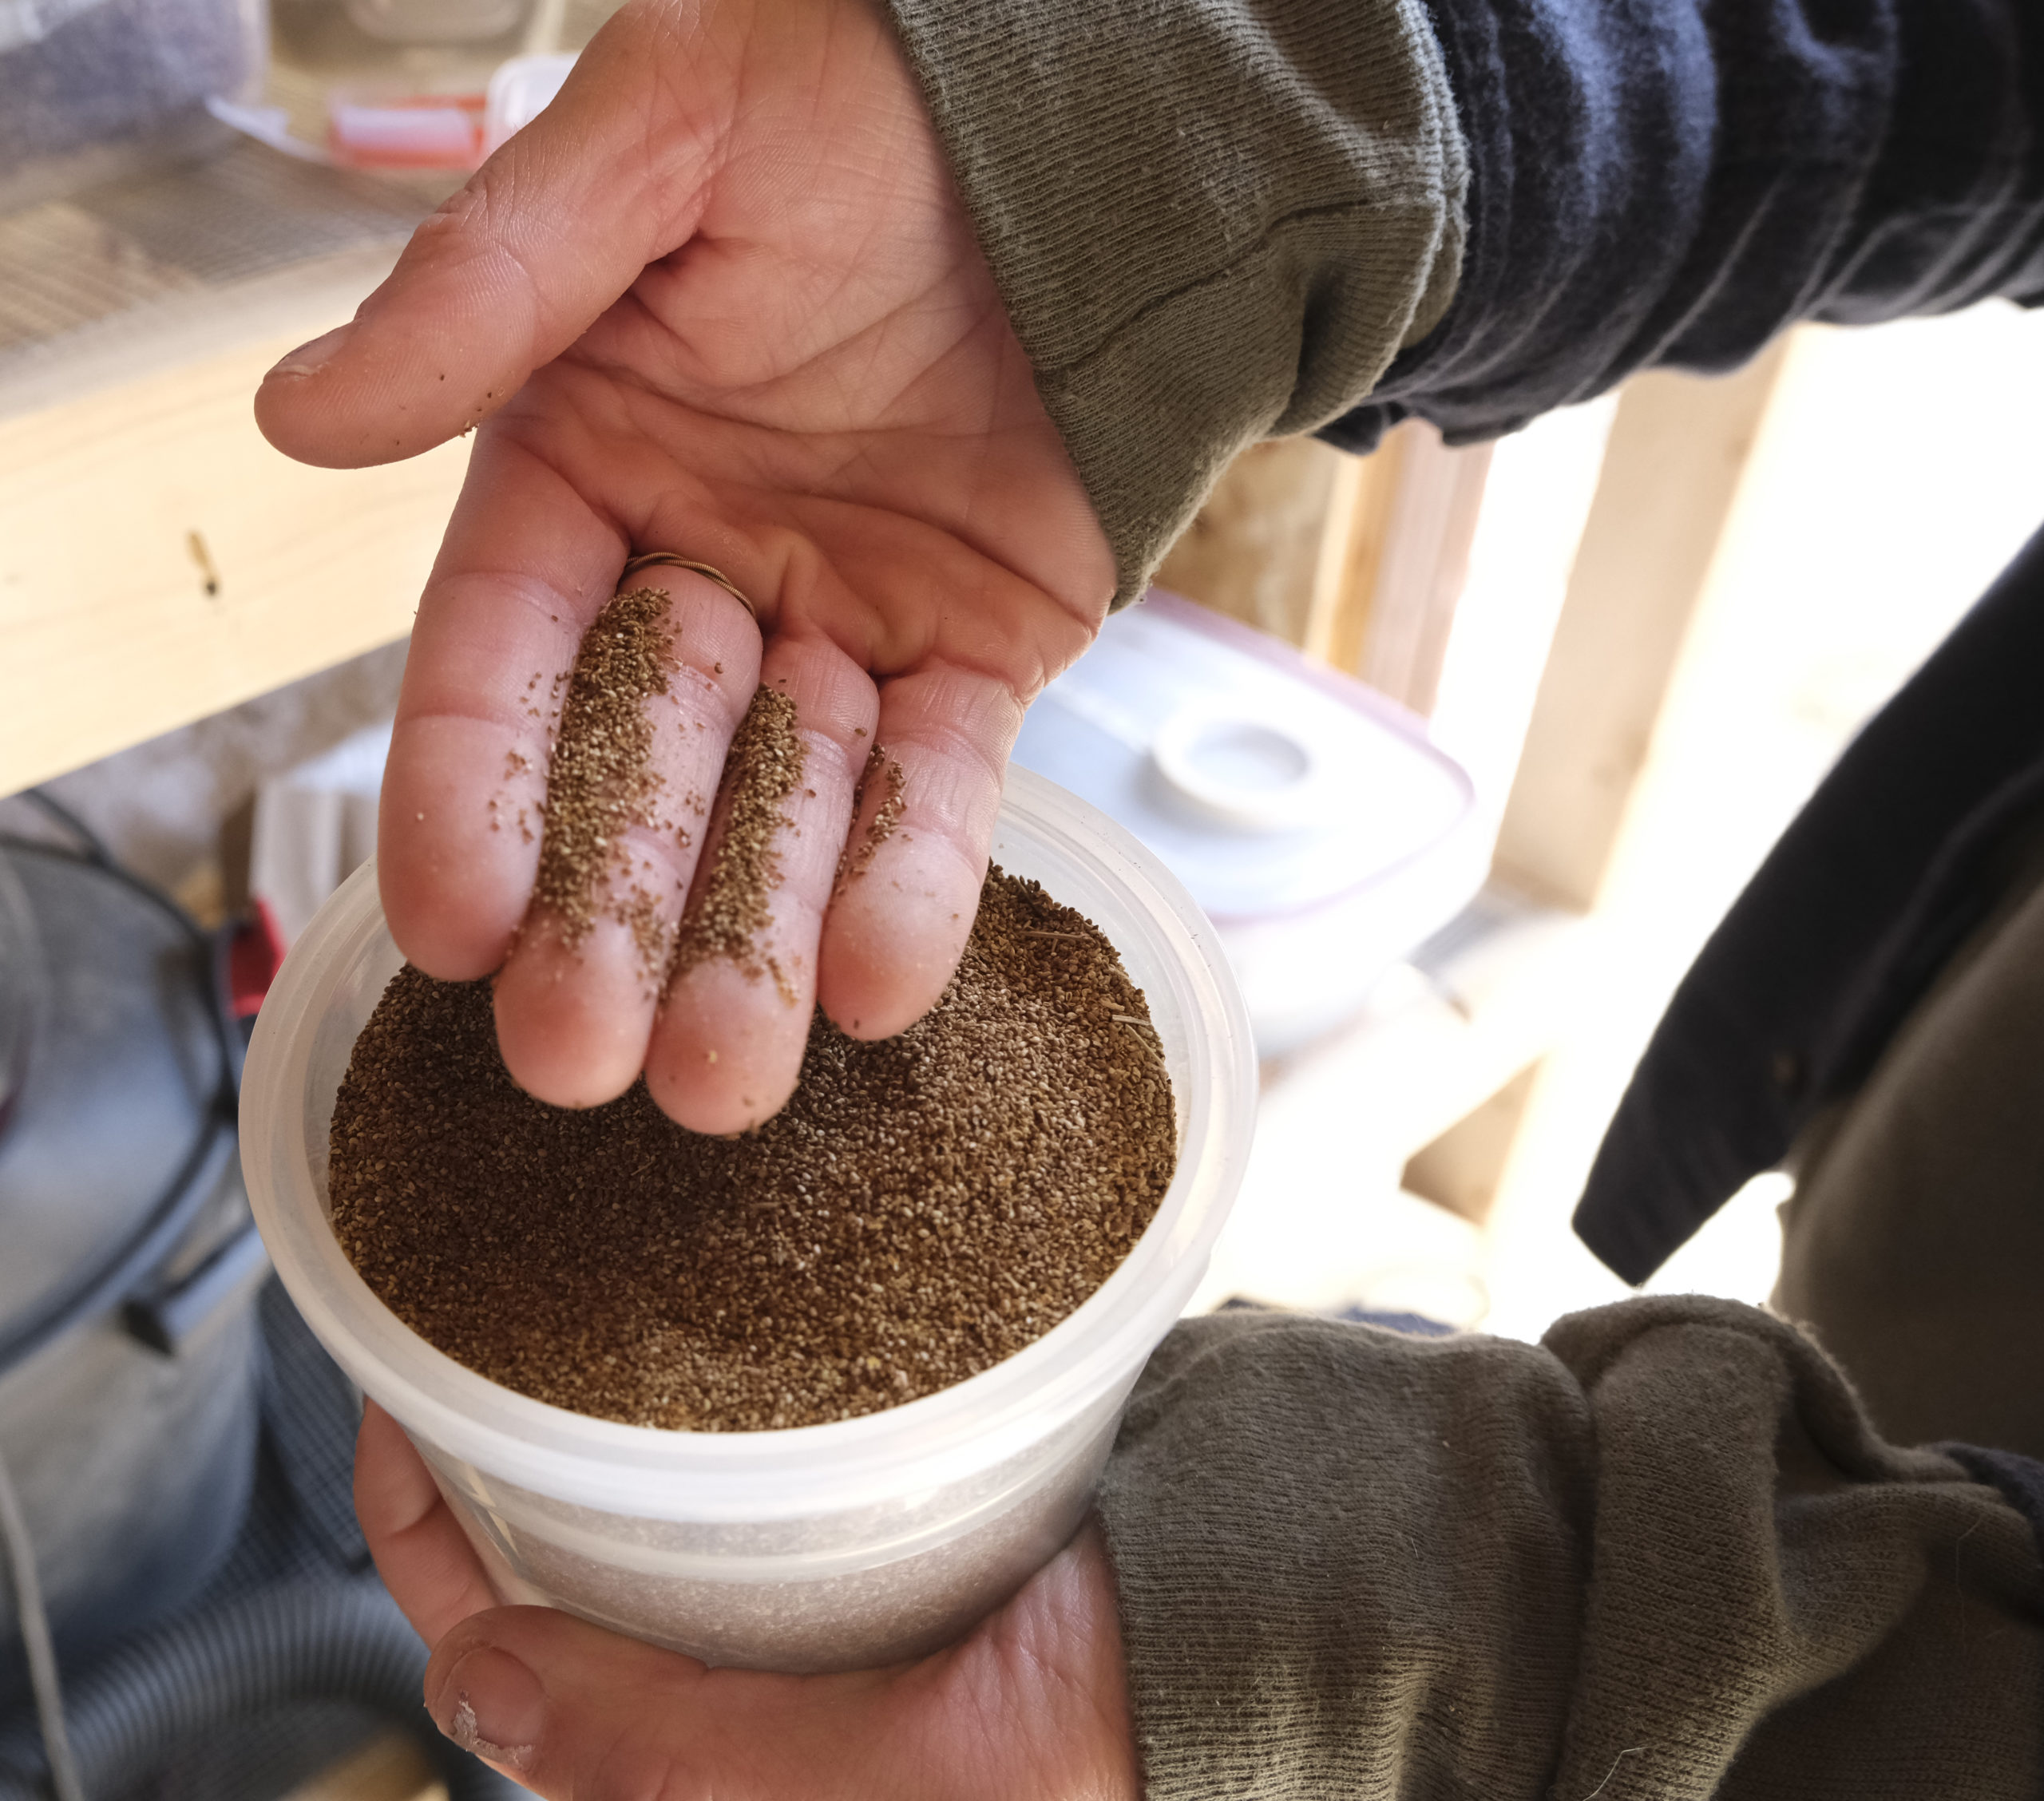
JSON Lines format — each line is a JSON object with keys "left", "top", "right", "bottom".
{"left": 0, "top": 284, "right": 465, "bottom": 794}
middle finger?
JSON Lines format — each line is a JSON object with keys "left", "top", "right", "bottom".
{"left": 646, "top": 629, "right": 877, "bottom": 1133}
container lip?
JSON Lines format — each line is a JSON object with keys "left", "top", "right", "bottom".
{"left": 244, "top": 767, "right": 1256, "bottom": 1522}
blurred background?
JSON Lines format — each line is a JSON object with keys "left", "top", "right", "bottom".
{"left": 6, "top": 0, "right": 2044, "bottom": 1793}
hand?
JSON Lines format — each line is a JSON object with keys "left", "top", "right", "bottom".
{"left": 355, "top": 1403, "right": 1139, "bottom": 1799}
{"left": 256, "top": 0, "right": 1114, "bottom": 1133}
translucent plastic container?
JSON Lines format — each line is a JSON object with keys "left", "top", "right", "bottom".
{"left": 0, "top": 0, "right": 265, "bottom": 218}
{"left": 243, "top": 767, "right": 1255, "bottom": 1672}
{"left": 1013, "top": 590, "right": 1487, "bottom": 1055}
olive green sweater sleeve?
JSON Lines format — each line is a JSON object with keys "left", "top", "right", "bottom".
{"left": 1095, "top": 1296, "right": 2042, "bottom": 1799}
{"left": 880, "top": 0, "right": 1467, "bottom": 605}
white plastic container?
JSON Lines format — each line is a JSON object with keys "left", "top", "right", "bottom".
{"left": 1012, "top": 590, "right": 1487, "bottom": 1056}
{"left": 243, "top": 767, "right": 1255, "bottom": 1672}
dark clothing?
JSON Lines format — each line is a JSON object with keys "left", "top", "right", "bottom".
{"left": 1766, "top": 819, "right": 2044, "bottom": 1459}
{"left": 877, "top": 0, "right": 2044, "bottom": 1791}
{"left": 1099, "top": 1300, "right": 2044, "bottom": 1799}
{"left": 1575, "top": 527, "right": 2044, "bottom": 1284}
{"left": 885, "top": 0, "right": 1467, "bottom": 604}
{"left": 886, "top": 0, "right": 2044, "bottom": 598}
{"left": 1341, "top": 0, "right": 2044, "bottom": 453}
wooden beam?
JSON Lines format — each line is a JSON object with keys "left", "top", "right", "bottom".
{"left": 0, "top": 268, "right": 465, "bottom": 796}
{"left": 1491, "top": 341, "right": 1792, "bottom": 911}
{"left": 1401, "top": 1059, "right": 1543, "bottom": 1226}
{"left": 280, "top": 1731, "right": 442, "bottom": 1801}
{"left": 1155, "top": 418, "right": 1491, "bottom": 711}
{"left": 1305, "top": 427, "right": 1404, "bottom": 669}
{"left": 1345, "top": 423, "right": 1493, "bottom": 715}
{"left": 1152, "top": 434, "right": 1352, "bottom": 647}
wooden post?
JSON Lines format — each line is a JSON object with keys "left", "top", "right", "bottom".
{"left": 1152, "top": 436, "right": 1354, "bottom": 648}
{"left": 1400, "top": 342, "right": 1795, "bottom": 1227}
{"left": 1491, "top": 342, "right": 1793, "bottom": 911}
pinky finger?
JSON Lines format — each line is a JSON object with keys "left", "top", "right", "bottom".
{"left": 815, "top": 661, "right": 1024, "bottom": 1041}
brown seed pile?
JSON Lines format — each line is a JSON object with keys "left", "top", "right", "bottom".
{"left": 668, "top": 687, "right": 806, "bottom": 999}
{"left": 528, "top": 587, "right": 675, "bottom": 971}
{"left": 329, "top": 869, "right": 1178, "bottom": 1431}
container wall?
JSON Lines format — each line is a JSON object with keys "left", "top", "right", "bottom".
{"left": 248, "top": 771, "right": 1254, "bottom": 1672}
{"left": 421, "top": 1391, "right": 1126, "bottom": 1672}
{"left": 428, "top": 1375, "right": 1133, "bottom": 1563}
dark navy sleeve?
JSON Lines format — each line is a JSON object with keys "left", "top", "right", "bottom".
{"left": 1325, "top": 0, "right": 2044, "bottom": 452}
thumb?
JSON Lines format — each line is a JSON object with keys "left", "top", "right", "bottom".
{"left": 254, "top": 6, "right": 727, "bottom": 469}
{"left": 423, "top": 1606, "right": 893, "bottom": 1799}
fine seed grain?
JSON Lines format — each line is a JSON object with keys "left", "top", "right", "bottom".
{"left": 329, "top": 868, "right": 1178, "bottom": 1431}
{"left": 528, "top": 587, "right": 675, "bottom": 976}
{"left": 667, "top": 686, "right": 806, "bottom": 1000}
{"left": 835, "top": 742, "right": 905, "bottom": 893}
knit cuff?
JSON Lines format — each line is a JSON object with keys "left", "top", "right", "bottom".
{"left": 1095, "top": 1299, "right": 2042, "bottom": 1799}
{"left": 881, "top": 0, "right": 1468, "bottom": 606}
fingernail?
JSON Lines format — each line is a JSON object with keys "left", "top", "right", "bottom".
{"left": 434, "top": 1645, "right": 544, "bottom": 1771}
{"left": 265, "top": 323, "right": 352, "bottom": 380}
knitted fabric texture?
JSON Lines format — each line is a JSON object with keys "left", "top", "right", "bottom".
{"left": 881, "top": 0, "right": 1467, "bottom": 605}
{"left": 1097, "top": 1297, "right": 2043, "bottom": 1799}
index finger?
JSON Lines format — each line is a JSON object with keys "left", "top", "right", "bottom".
{"left": 378, "top": 428, "right": 624, "bottom": 984}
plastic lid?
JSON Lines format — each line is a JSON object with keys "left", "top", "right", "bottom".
{"left": 1011, "top": 592, "right": 1476, "bottom": 921}
{"left": 483, "top": 52, "right": 576, "bottom": 155}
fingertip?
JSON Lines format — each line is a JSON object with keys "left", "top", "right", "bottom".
{"left": 355, "top": 1402, "right": 502, "bottom": 1649}
{"left": 645, "top": 964, "right": 809, "bottom": 1134}
{"left": 354, "top": 1400, "right": 433, "bottom": 1541}
{"left": 252, "top": 313, "right": 483, "bottom": 470}
{"left": 492, "top": 920, "right": 656, "bottom": 1110}
{"left": 378, "top": 717, "right": 540, "bottom": 983}
{"left": 378, "top": 850, "right": 521, "bottom": 986}
{"left": 426, "top": 1637, "right": 547, "bottom": 1775}
{"left": 817, "top": 855, "right": 976, "bottom": 1040}
{"left": 422, "top": 1604, "right": 721, "bottom": 1800}
{"left": 253, "top": 323, "right": 353, "bottom": 461}
{"left": 818, "top": 798, "right": 986, "bottom": 1040}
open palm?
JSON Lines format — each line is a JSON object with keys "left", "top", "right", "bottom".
{"left": 257, "top": 0, "right": 1114, "bottom": 1131}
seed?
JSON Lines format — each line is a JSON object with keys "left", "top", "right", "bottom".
{"left": 328, "top": 869, "right": 1177, "bottom": 1432}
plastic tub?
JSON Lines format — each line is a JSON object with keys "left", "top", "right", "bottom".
{"left": 1012, "top": 590, "right": 1487, "bottom": 1055}
{"left": 243, "top": 767, "right": 1255, "bottom": 1672}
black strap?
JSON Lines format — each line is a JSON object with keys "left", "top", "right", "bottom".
{"left": 1575, "top": 521, "right": 2044, "bottom": 1282}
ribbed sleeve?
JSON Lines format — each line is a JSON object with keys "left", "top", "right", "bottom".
{"left": 1096, "top": 1297, "right": 2044, "bottom": 1799}
{"left": 880, "top": 0, "right": 1468, "bottom": 604}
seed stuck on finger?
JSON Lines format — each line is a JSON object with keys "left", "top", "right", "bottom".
{"left": 667, "top": 686, "right": 807, "bottom": 1003}
{"left": 526, "top": 586, "right": 679, "bottom": 982}
{"left": 834, "top": 741, "right": 905, "bottom": 895}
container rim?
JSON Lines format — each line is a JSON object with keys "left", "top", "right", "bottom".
{"left": 244, "top": 767, "right": 1256, "bottom": 1522}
